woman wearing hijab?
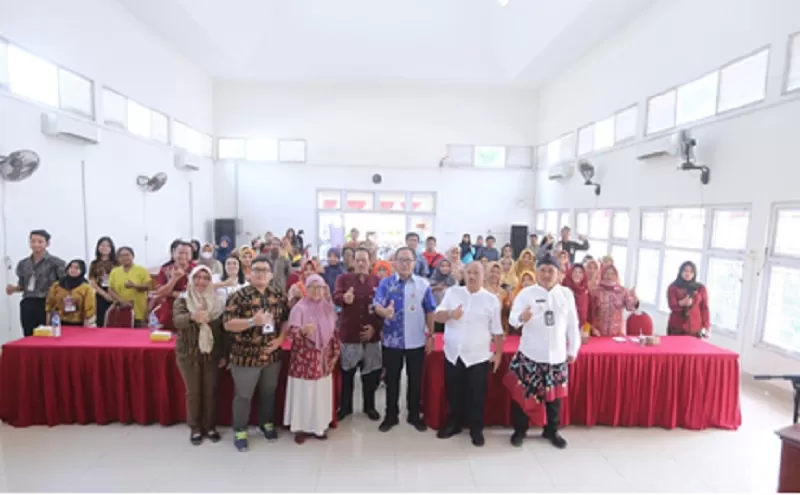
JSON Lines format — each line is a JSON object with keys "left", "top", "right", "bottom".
{"left": 500, "top": 257, "right": 518, "bottom": 290}
{"left": 430, "top": 260, "right": 457, "bottom": 333}
{"left": 555, "top": 250, "right": 571, "bottom": 281}
{"left": 588, "top": 264, "right": 638, "bottom": 337}
{"left": 459, "top": 234, "right": 475, "bottom": 264}
{"left": 46, "top": 259, "right": 96, "bottom": 327}
{"left": 198, "top": 243, "right": 224, "bottom": 277}
{"left": 88, "top": 236, "right": 117, "bottom": 327}
{"left": 288, "top": 259, "right": 321, "bottom": 307}
{"left": 484, "top": 261, "right": 512, "bottom": 334}
{"left": 583, "top": 257, "right": 600, "bottom": 291}
{"left": 512, "top": 249, "right": 536, "bottom": 283}
{"left": 371, "top": 260, "right": 392, "bottom": 280}
{"left": 173, "top": 265, "right": 228, "bottom": 446}
{"left": 563, "top": 264, "right": 590, "bottom": 332}
{"left": 445, "top": 246, "right": 464, "bottom": 284}
{"left": 667, "top": 261, "right": 710, "bottom": 337}
{"left": 216, "top": 236, "right": 233, "bottom": 264}
{"left": 285, "top": 274, "right": 340, "bottom": 444}
{"left": 322, "top": 248, "right": 347, "bottom": 294}
{"left": 238, "top": 246, "right": 255, "bottom": 281}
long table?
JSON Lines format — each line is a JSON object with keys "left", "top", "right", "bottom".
{"left": 0, "top": 327, "right": 339, "bottom": 428}
{"left": 422, "top": 334, "right": 742, "bottom": 431}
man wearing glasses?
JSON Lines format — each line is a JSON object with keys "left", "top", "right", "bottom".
{"left": 224, "top": 256, "right": 289, "bottom": 452}
{"left": 373, "top": 247, "right": 436, "bottom": 433}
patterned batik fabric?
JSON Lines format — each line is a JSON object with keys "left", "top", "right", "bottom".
{"left": 223, "top": 285, "right": 289, "bottom": 367}
{"left": 340, "top": 342, "right": 382, "bottom": 374}
{"left": 503, "top": 351, "right": 568, "bottom": 417}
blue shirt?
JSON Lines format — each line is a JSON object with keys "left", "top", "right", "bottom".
{"left": 373, "top": 274, "right": 436, "bottom": 349}
{"left": 414, "top": 252, "right": 428, "bottom": 277}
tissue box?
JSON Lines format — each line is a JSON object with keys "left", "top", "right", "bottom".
{"left": 149, "top": 330, "right": 173, "bottom": 342}
{"left": 640, "top": 335, "right": 661, "bottom": 347}
{"left": 33, "top": 326, "right": 54, "bottom": 337}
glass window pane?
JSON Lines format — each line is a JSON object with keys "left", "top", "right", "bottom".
{"left": 317, "top": 191, "right": 341, "bottom": 210}
{"left": 409, "top": 216, "right": 435, "bottom": 246}
{"left": 103, "top": 89, "right": 127, "bottom": 127}
{"left": 589, "top": 240, "right": 609, "bottom": 261}
{"left": 218, "top": 138, "right": 246, "bottom": 159}
{"left": 345, "top": 192, "right": 374, "bottom": 211}
{"left": 711, "top": 210, "right": 750, "bottom": 251}
{"left": 788, "top": 33, "right": 800, "bottom": 92}
{"left": 615, "top": 106, "right": 637, "bottom": 142}
{"left": 410, "top": 193, "right": 435, "bottom": 212}
{"left": 636, "top": 248, "right": 662, "bottom": 305}
{"left": 774, "top": 209, "right": 800, "bottom": 258}
{"left": 611, "top": 245, "right": 628, "bottom": 285}
{"left": 58, "top": 69, "right": 93, "bottom": 117}
{"left": 676, "top": 71, "right": 719, "bottom": 125}
{"left": 247, "top": 139, "right": 278, "bottom": 161}
{"left": 577, "top": 124, "right": 594, "bottom": 155}
{"left": 317, "top": 213, "right": 344, "bottom": 260}
{"left": 546, "top": 140, "right": 560, "bottom": 166}
{"left": 8, "top": 45, "right": 59, "bottom": 107}
{"left": 474, "top": 146, "right": 506, "bottom": 168}
{"left": 546, "top": 211, "right": 559, "bottom": 234}
{"left": 279, "top": 139, "right": 306, "bottom": 162}
{"left": 559, "top": 133, "right": 575, "bottom": 161}
{"left": 150, "top": 111, "right": 168, "bottom": 143}
{"left": 763, "top": 265, "right": 800, "bottom": 353}
{"left": 0, "top": 41, "right": 8, "bottom": 87}
{"left": 559, "top": 211, "right": 571, "bottom": 230}
{"left": 718, "top": 49, "right": 768, "bottom": 113}
{"left": 594, "top": 116, "right": 615, "bottom": 150}
{"left": 377, "top": 193, "right": 406, "bottom": 212}
{"left": 589, "top": 209, "right": 612, "bottom": 239}
{"left": 706, "top": 258, "right": 743, "bottom": 331}
{"left": 646, "top": 90, "right": 676, "bottom": 135}
{"left": 612, "top": 211, "right": 630, "bottom": 239}
{"left": 576, "top": 212, "right": 589, "bottom": 236}
{"left": 659, "top": 249, "right": 703, "bottom": 312}
{"left": 536, "top": 212, "right": 546, "bottom": 232}
{"left": 506, "top": 146, "right": 532, "bottom": 168}
{"left": 127, "top": 100, "right": 151, "bottom": 138}
{"left": 665, "top": 208, "right": 705, "bottom": 249}
{"left": 641, "top": 211, "right": 665, "bottom": 242}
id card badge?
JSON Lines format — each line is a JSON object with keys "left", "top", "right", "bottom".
{"left": 544, "top": 310, "right": 555, "bottom": 327}
{"left": 26, "top": 275, "right": 36, "bottom": 293}
{"left": 101, "top": 274, "right": 110, "bottom": 288}
{"left": 262, "top": 312, "right": 275, "bottom": 334}
{"left": 64, "top": 295, "right": 77, "bottom": 313}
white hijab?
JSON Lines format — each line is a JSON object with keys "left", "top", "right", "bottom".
{"left": 185, "top": 265, "right": 224, "bottom": 354}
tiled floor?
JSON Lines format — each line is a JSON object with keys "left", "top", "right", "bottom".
{"left": 0, "top": 382, "right": 791, "bottom": 493}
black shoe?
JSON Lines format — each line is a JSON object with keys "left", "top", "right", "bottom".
{"left": 337, "top": 408, "right": 352, "bottom": 421}
{"left": 470, "top": 430, "right": 485, "bottom": 447}
{"left": 190, "top": 431, "right": 203, "bottom": 446}
{"left": 364, "top": 408, "right": 381, "bottom": 421}
{"left": 510, "top": 431, "right": 526, "bottom": 447}
{"left": 436, "top": 424, "right": 462, "bottom": 439}
{"left": 407, "top": 416, "right": 428, "bottom": 432}
{"left": 379, "top": 417, "right": 398, "bottom": 432}
{"left": 542, "top": 430, "right": 567, "bottom": 449}
{"left": 206, "top": 429, "right": 221, "bottom": 443}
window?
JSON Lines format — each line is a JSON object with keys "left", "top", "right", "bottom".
{"left": 773, "top": 208, "right": 800, "bottom": 258}
{"left": 612, "top": 211, "right": 630, "bottom": 239}
{"left": 474, "top": 146, "right": 506, "bottom": 168}
{"left": 718, "top": 49, "right": 768, "bottom": 113}
{"left": 706, "top": 258, "right": 743, "bottom": 331}
{"left": 611, "top": 244, "right": 628, "bottom": 284}
{"left": 506, "top": 146, "right": 533, "bottom": 168}
{"left": 575, "top": 212, "right": 589, "bottom": 237}
{"left": 173, "top": 121, "right": 213, "bottom": 157}
{"left": 543, "top": 134, "right": 574, "bottom": 168}
{"left": 218, "top": 138, "right": 246, "bottom": 159}
{"left": 8, "top": 45, "right": 59, "bottom": 107}
{"left": 762, "top": 265, "right": 800, "bottom": 353}
{"left": 378, "top": 193, "right": 406, "bottom": 212}
{"left": 57, "top": 68, "right": 93, "bottom": 118}
{"left": 535, "top": 212, "right": 546, "bottom": 232}
{"left": 641, "top": 211, "right": 665, "bottom": 242}
{"left": 246, "top": 139, "right": 279, "bottom": 161}
{"left": 0, "top": 40, "right": 8, "bottom": 87}
{"left": 545, "top": 211, "right": 559, "bottom": 234}
{"left": 410, "top": 192, "right": 435, "bottom": 212}
{"left": 150, "top": 111, "right": 169, "bottom": 144}
{"left": 103, "top": 89, "right": 127, "bottom": 128}
{"left": 446, "top": 144, "right": 474, "bottom": 167}
{"left": 676, "top": 71, "right": 719, "bottom": 125}
{"left": 636, "top": 248, "right": 661, "bottom": 305}
{"left": 317, "top": 191, "right": 342, "bottom": 210}
{"left": 711, "top": 210, "right": 750, "bottom": 251}
{"left": 279, "top": 139, "right": 307, "bottom": 163}
{"left": 585, "top": 209, "right": 613, "bottom": 260}
{"left": 577, "top": 124, "right": 594, "bottom": 156}
{"left": 594, "top": 116, "right": 615, "bottom": 150}
{"left": 659, "top": 249, "right": 703, "bottom": 312}
{"left": 345, "top": 192, "right": 374, "bottom": 211}
{"left": 546, "top": 140, "right": 560, "bottom": 166}
{"left": 665, "top": 208, "right": 705, "bottom": 249}
{"left": 786, "top": 32, "right": 800, "bottom": 93}
{"left": 646, "top": 90, "right": 676, "bottom": 135}
{"left": 126, "top": 99, "right": 151, "bottom": 138}
{"left": 615, "top": 105, "right": 638, "bottom": 142}
{"left": 559, "top": 211, "right": 571, "bottom": 230}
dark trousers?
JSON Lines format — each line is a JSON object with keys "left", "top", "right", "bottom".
{"left": 95, "top": 294, "right": 112, "bottom": 328}
{"left": 176, "top": 356, "right": 220, "bottom": 431}
{"left": 445, "top": 358, "right": 489, "bottom": 432}
{"left": 340, "top": 365, "right": 380, "bottom": 413}
{"left": 383, "top": 346, "right": 425, "bottom": 420}
{"left": 20, "top": 298, "right": 46, "bottom": 337}
{"left": 511, "top": 398, "right": 561, "bottom": 435}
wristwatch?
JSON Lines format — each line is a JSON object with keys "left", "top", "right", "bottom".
{"left": 248, "top": 318, "right": 255, "bottom": 327}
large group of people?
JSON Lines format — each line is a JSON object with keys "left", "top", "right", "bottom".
{"left": 4, "top": 223, "right": 713, "bottom": 451}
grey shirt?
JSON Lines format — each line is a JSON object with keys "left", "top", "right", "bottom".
{"left": 16, "top": 252, "right": 66, "bottom": 299}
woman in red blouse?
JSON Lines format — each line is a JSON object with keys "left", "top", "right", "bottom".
{"left": 154, "top": 241, "right": 194, "bottom": 330}
{"left": 666, "top": 261, "right": 710, "bottom": 337}
{"left": 562, "top": 264, "right": 590, "bottom": 330}
{"left": 284, "top": 274, "right": 340, "bottom": 444}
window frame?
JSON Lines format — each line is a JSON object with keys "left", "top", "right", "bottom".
{"left": 0, "top": 36, "right": 8, "bottom": 90}
{"left": 645, "top": 88, "right": 678, "bottom": 135}
{"left": 784, "top": 31, "right": 800, "bottom": 95}
{"left": 675, "top": 69, "right": 720, "bottom": 127}
{"left": 716, "top": 46, "right": 770, "bottom": 115}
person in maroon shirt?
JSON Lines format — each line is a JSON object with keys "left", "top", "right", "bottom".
{"left": 332, "top": 247, "right": 383, "bottom": 421}
{"left": 154, "top": 241, "right": 194, "bottom": 330}
{"left": 666, "top": 261, "right": 710, "bottom": 337}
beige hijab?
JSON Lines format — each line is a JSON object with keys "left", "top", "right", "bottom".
{"left": 185, "top": 265, "right": 224, "bottom": 354}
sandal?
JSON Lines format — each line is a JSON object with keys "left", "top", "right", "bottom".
{"left": 294, "top": 433, "right": 308, "bottom": 445}
{"left": 206, "top": 429, "right": 221, "bottom": 443}
{"left": 190, "top": 431, "right": 203, "bottom": 446}
{"left": 314, "top": 433, "right": 328, "bottom": 441}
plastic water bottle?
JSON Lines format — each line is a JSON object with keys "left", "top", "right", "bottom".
{"left": 51, "top": 312, "right": 61, "bottom": 338}
{"left": 148, "top": 311, "right": 160, "bottom": 332}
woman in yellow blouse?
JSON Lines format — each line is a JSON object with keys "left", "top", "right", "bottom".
{"left": 108, "top": 246, "right": 152, "bottom": 327}
{"left": 484, "top": 262, "right": 512, "bottom": 334}
{"left": 46, "top": 259, "right": 96, "bottom": 327}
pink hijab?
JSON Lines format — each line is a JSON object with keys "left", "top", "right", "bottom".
{"left": 288, "top": 274, "right": 336, "bottom": 350}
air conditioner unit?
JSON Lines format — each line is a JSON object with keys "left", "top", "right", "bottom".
{"left": 40, "top": 112, "right": 100, "bottom": 144}
{"left": 174, "top": 151, "right": 201, "bottom": 172}
{"left": 635, "top": 134, "right": 679, "bottom": 161}
{"left": 547, "top": 161, "right": 575, "bottom": 181}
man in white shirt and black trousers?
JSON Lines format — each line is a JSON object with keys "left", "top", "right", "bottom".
{"left": 506, "top": 254, "right": 581, "bottom": 449}
{"left": 434, "top": 262, "right": 504, "bottom": 447}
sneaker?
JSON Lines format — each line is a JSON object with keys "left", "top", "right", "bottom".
{"left": 233, "top": 430, "right": 248, "bottom": 452}
{"left": 206, "top": 429, "right": 221, "bottom": 443}
{"left": 259, "top": 423, "right": 278, "bottom": 442}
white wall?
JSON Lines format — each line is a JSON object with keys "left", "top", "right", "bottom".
{"left": 213, "top": 83, "right": 539, "bottom": 248}
{"left": 0, "top": 0, "right": 214, "bottom": 344}
{"left": 534, "top": 0, "right": 800, "bottom": 381}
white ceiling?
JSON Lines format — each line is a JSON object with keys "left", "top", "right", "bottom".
{"left": 117, "top": 0, "right": 655, "bottom": 85}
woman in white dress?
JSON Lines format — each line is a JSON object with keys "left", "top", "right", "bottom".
{"left": 214, "top": 256, "right": 246, "bottom": 302}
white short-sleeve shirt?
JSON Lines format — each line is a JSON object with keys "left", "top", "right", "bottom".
{"left": 438, "top": 286, "right": 503, "bottom": 367}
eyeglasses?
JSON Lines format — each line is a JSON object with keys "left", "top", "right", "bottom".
{"left": 252, "top": 267, "right": 271, "bottom": 274}
{"left": 396, "top": 258, "right": 415, "bottom": 264}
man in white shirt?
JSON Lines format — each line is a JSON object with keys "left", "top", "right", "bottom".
{"left": 434, "top": 262, "right": 504, "bottom": 447}
{"left": 506, "top": 255, "right": 581, "bottom": 449}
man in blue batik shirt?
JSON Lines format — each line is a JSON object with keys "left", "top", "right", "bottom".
{"left": 373, "top": 246, "right": 436, "bottom": 433}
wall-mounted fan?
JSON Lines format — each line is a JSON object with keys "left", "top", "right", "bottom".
{"left": 578, "top": 159, "right": 601, "bottom": 196}
{"left": 136, "top": 172, "right": 168, "bottom": 192}
{"left": 0, "top": 150, "right": 40, "bottom": 182}
{"left": 672, "top": 129, "right": 710, "bottom": 185}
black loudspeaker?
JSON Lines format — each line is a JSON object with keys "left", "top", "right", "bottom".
{"left": 510, "top": 225, "right": 529, "bottom": 258}
{"left": 214, "top": 218, "right": 237, "bottom": 246}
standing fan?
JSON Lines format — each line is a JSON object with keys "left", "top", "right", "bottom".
{"left": 0, "top": 150, "right": 40, "bottom": 182}
{"left": 136, "top": 172, "right": 168, "bottom": 192}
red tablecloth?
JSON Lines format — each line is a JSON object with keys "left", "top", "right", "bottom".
{"left": 422, "top": 335, "right": 741, "bottom": 431}
{"left": 0, "top": 328, "right": 340, "bottom": 428}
